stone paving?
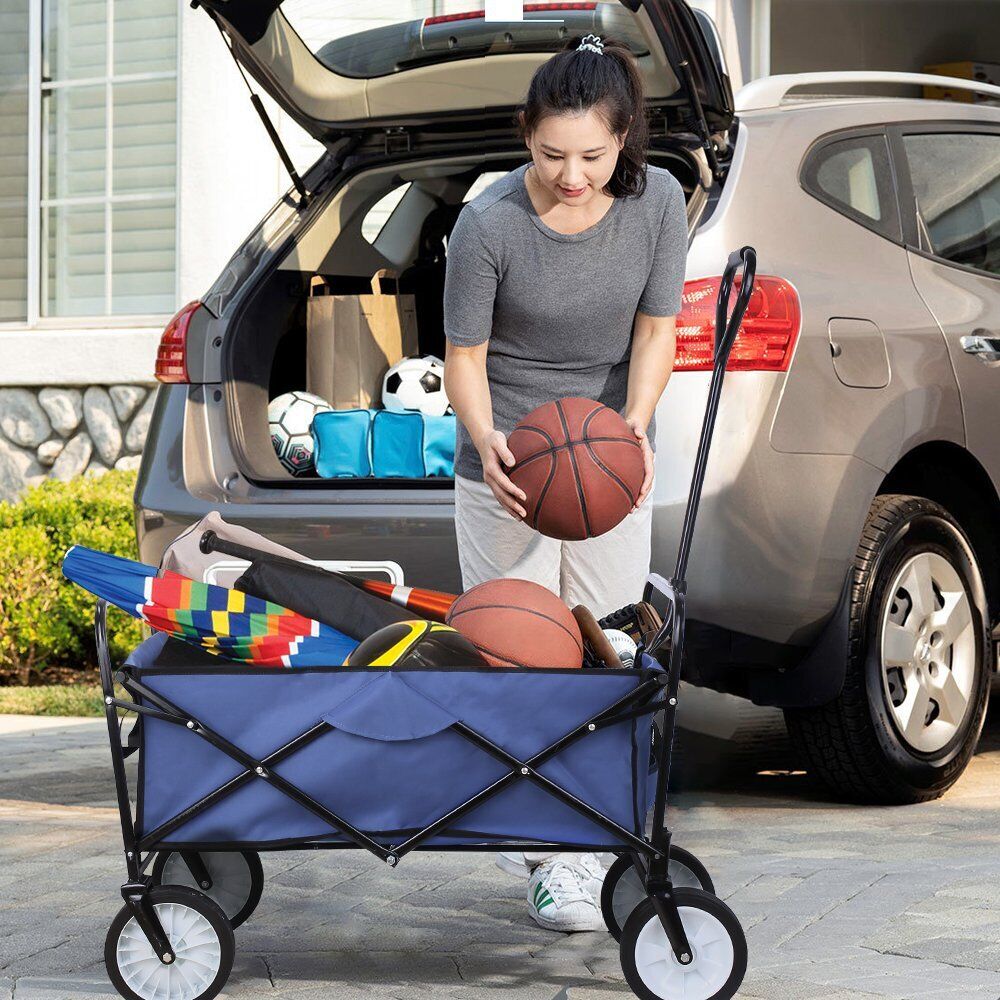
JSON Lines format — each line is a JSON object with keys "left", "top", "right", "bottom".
{"left": 0, "top": 693, "right": 998, "bottom": 1000}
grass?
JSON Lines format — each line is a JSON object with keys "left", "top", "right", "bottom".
{"left": 0, "top": 683, "right": 106, "bottom": 717}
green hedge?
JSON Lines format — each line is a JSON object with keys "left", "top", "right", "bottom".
{"left": 0, "top": 470, "right": 141, "bottom": 682}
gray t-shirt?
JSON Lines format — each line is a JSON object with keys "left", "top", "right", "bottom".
{"left": 443, "top": 162, "right": 688, "bottom": 481}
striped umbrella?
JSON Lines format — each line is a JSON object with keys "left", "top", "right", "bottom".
{"left": 62, "top": 546, "right": 357, "bottom": 667}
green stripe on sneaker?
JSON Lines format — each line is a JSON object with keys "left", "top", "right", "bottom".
{"left": 532, "top": 884, "right": 554, "bottom": 910}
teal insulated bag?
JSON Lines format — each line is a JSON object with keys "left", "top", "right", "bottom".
{"left": 371, "top": 410, "right": 424, "bottom": 478}
{"left": 312, "top": 409, "right": 373, "bottom": 478}
{"left": 422, "top": 414, "right": 456, "bottom": 477}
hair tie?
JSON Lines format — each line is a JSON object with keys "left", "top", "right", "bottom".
{"left": 577, "top": 34, "right": 604, "bottom": 56}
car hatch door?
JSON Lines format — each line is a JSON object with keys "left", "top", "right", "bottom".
{"left": 193, "top": 0, "right": 734, "bottom": 145}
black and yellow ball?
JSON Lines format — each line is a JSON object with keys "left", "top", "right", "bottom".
{"left": 346, "top": 620, "right": 487, "bottom": 669}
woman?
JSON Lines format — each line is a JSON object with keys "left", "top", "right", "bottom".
{"left": 442, "top": 33, "right": 687, "bottom": 933}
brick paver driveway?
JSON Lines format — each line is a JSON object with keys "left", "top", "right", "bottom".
{"left": 1, "top": 690, "right": 998, "bottom": 1000}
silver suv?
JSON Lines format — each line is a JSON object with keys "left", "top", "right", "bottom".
{"left": 137, "top": 0, "right": 1000, "bottom": 804}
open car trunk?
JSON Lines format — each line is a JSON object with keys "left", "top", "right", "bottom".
{"left": 201, "top": 0, "right": 732, "bottom": 487}
{"left": 224, "top": 146, "right": 713, "bottom": 488}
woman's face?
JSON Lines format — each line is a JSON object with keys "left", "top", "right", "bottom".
{"left": 524, "top": 107, "right": 625, "bottom": 207}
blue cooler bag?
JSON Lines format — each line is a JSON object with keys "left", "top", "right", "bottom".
{"left": 371, "top": 410, "right": 424, "bottom": 478}
{"left": 422, "top": 414, "right": 456, "bottom": 477}
{"left": 127, "top": 636, "right": 663, "bottom": 850}
{"left": 312, "top": 409, "right": 372, "bottom": 478}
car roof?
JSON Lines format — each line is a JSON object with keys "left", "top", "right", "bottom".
{"left": 738, "top": 97, "right": 1000, "bottom": 127}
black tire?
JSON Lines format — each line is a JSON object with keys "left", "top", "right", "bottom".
{"left": 602, "top": 848, "right": 716, "bottom": 942}
{"left": 620, "top": 889, "right": 747, "bottom": 1000}
{"left": 151, "top": 850, "right": 263, "bottom": 928}
{"left": 786, "top": 494, "right": 991, "bottom": 804}
{"left": 105, "top": 885, "right": 234, "bottom": 1000}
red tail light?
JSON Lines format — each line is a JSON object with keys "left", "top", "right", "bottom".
{"left": 155, "top": 301, "right": 201, "bottom": 384}
{"left": 425, "top": 4, "right": 596, "bottom": 25}
{"left": 674, "top": 276, "right": 801, "bottom": 372}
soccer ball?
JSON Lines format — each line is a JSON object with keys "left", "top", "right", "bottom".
{"left": 267, "top": 391, "right": 332, "bottom": 475}
{"left": 382, "top": 355, "right": 452, "bottom": 417}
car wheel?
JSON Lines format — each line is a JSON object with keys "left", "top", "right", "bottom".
{"left": 786, "top": 494, "right": 990, "bottom": 804}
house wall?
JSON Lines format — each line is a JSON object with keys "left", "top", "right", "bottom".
{"left": 770, "top": 0, "right": 1000, "bottom": 75}
{"left": 0, "top": 5, "right": 301, "bottom": 503}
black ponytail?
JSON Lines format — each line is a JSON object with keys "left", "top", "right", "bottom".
{"left": 516, "top": 36, "right": 649, "bottom": 199}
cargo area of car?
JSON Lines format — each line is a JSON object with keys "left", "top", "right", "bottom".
{"left": 222, "top": 147, "right": 708, "bottom": 488}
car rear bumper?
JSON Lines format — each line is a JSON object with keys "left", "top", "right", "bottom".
{"left": 139, "top": 377, "right": 882, "bottom": 653}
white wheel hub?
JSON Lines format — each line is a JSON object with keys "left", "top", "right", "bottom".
{"left": 116, "top": 902, "right": 221, "bottom": 1000}
{"left": 161, "top": 852, "right": 252, "bottom": 920}
{"left": 634, "top": 906, "right": 734, "bottom": 1000}
{"left": 880, "top": 551, "right": 976, "bottom": 753}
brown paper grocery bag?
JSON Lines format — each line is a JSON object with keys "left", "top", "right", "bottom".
{"left": 306, "top": 269, "right": 419, "bottom": 409}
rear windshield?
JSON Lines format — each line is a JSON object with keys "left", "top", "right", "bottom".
{"left": 281, "top": 1, "right": 650, "bottom": 80}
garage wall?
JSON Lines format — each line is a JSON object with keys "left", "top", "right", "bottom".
{"left": 771, "top": 0, "right": 1000, "bottom": 78}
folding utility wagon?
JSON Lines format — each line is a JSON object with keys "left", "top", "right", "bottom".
{"left": 96, "top": 248, "right": 757, "bottom": 1000}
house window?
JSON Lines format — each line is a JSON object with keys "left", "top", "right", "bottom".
{"left": 0, "top": 0, "right": 30, "bottom": 322}
{"left": 0, "top": 0, "right": 178, "bottom": 324}
{"left": 41, "top": 0, "right": 178, "bottom": 318}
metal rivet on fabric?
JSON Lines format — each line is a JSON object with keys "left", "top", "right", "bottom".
{"left": 588, "top": 723, "right": 596, "bottom": 731}
{"left": 186, "top": 721, "right": 195, "bottom": 729}
{"left": 520, "top": 767, "right": 529, "bottom": 776}
{"left": 669, "top": 697, "right": 677, "bottom": 706}
{"left": 162, "top": 954, "right": 173, "bottom": 963}
{"left": 386, "top": 855, "right": 397, "bottom": 866}
{"left": 255, "top": 766, "right": 266, "bottom": 776}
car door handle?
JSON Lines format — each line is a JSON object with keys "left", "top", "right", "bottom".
{"left": 960, "top": 331, "right": 1000, "bottom": 364}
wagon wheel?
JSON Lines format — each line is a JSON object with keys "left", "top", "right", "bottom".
{"left": 105, "top": 885, "right": 234, "bottom": 1000}
{"left": 620, "top": 888, "right": 746, "bottom": 1000}
{"left": 601, "top": 847, "right": 715, "bottom": 941}
{"left": 152, "top": 850, "right": 264, "bottom": 928}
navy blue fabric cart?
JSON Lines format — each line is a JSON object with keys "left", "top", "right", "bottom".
{"left": 97, "top": 248, "right": 757, "bottom": 1000}
{"left": 128, "top": 634, "right": 662, "bottom": 853}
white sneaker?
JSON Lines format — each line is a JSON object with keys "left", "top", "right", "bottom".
{"left": 497, "top": 852, "right": 607, "bottom": 900}
{"left": 526, "top": 854, "right": 605, "bottom": 932}
{"left": 574, "top": 852, "right": 607, "bottom": 901}
{"left": 495, "top": 852, "right": 531, "bottom": 879}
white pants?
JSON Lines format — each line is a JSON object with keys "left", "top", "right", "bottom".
{"left": 454, "top": 473, "right": 654, "bottom": 866}
{"left": 454, "top": 474, "right": 654, "bottom": 620}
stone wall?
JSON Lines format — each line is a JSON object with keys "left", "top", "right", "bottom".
{"left": 0, "top": 385, "right": 157, "bottom": 502}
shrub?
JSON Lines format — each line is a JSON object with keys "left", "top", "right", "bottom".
{"left": 0, "top": 470, "right": 141, "bottom": 679}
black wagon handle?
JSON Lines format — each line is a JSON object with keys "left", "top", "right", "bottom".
{"left": 714, "top": 245, "right": 757, "bottom": 366}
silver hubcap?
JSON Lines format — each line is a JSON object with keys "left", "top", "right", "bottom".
{"left": 160, "top": 852, "right": 253, "bottom": 921}
{"left": 116, "top": 902, "right": 221, "bottom": 1000}
{"left": 880, "top": 551, "right": 976, "bottom": 753}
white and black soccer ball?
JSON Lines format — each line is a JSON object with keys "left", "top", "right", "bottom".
{"left": 382, "top": 355, "right": 452, "bottom": 417}
{"left": 267, "top": 390, "right": 332, "bottom": 475}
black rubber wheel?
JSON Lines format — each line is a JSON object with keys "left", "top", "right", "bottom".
{"left": 785, "top": 494, "right": 991, "bottom": 804}
{"left": 602, "top": 848, "right": 716, "bottom": 941}
{"left": 105, "top": 885, "right": 234, "bottom": 1000}
{"left": 151, "top": 850, "right": 263, "bottom": 928}
{"left": 620, "top": 888, "right": 747, "bottom": 1000}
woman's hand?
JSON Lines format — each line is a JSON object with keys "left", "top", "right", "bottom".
{"left": 476, "top": 429, "right": 527, "bottom": 519}
{"left": 625, "top": 416, "right": 654, "bottom": 512}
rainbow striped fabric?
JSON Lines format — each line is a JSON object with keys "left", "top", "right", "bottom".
{"left": 63, "top": 546, "right": 357, "bottom": 667}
